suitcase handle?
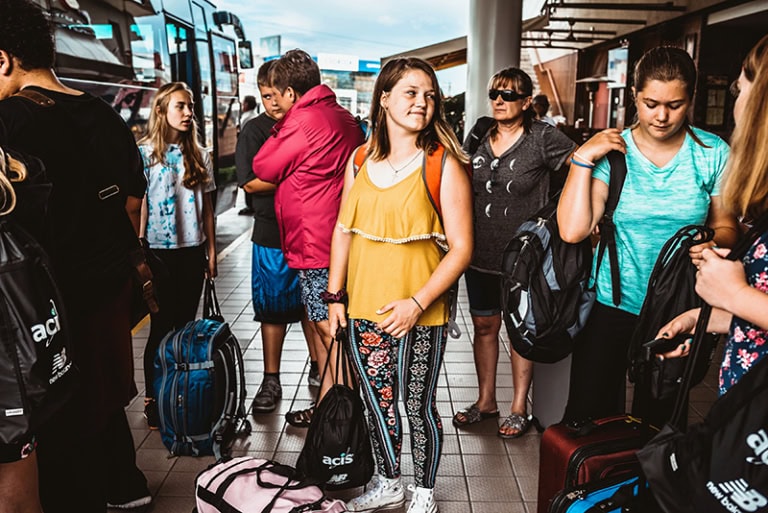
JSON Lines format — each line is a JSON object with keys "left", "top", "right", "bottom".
{"left": 569, "top": 415, "right": 642, "bottom": 437}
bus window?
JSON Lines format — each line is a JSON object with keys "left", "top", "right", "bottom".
{"left": 166, "top": 22, "right": 192, "bottom": 86}
{"left": 130, "top": 15, "right": 171, "bottom": 86}
{"left": 212, "top": 34, "right": 239, "bottom": 165}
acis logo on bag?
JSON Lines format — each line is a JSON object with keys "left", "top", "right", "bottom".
{"left": 30, "top": 300, "right": 61, "bottom": 347}
{"left": 746, "top": 428, "right": 768, "bottom": 465}
{"left": 322, "top": 449, "right": 354, "bottom": 469}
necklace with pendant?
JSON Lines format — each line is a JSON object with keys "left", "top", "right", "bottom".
{"left": 386, "top": 150, "right": 423, "bottom": 183}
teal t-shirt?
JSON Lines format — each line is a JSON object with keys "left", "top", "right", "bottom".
{"left": 591, "top": 127, "right": 729, "bottom": 314}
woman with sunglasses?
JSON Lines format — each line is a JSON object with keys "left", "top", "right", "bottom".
{"left": 557, "top": 46, "right": 740, "bottom": 424}
{"left": 452, "top": 67, "right": 576, "bottom": 439}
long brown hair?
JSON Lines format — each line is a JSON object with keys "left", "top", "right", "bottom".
{"left": 721, "top": 35, "right": 768, "bottom": 219}
{"left": 140, "top": 82, "right": 209, "bottom": 189}
{"left": 367, "top": 58, "right": 467, "bottom": 164}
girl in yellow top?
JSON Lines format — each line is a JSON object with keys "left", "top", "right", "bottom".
{"left": 327, "top": 58, "right": 472, "bottom": 513}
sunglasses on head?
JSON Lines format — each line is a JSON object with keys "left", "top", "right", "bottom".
{"left": 488, "top": 89, "right": 527, "bottom": 102}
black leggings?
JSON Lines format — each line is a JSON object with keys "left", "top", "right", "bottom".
{"left": 143, "top": 244, "right": 206, "bottom": 398}
{"left": 563, "top": 302, "right": 638, "bottom": 424}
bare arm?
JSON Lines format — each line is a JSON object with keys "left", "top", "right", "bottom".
{"left": 125, "top": 195, "right": 142, "bottom": 236}
{"left": 242, "top": 177, "right": 277, "bottom": 194}
{"left": 557, "top": 130, "right": 625, "bottom": 242}
{"left": 202, "top": 191, "right": 217, "bottom": 278}
{"left": 327, "top": 154, "right": 358, "bottom": 336}
{"left": 655, "top": 307, "right": 733, "bottom": 358}
{"left": 696, "top": 247, "right": 768, "bottom": 330}
{"left": 689, "top": 196, "right": 741, "bottom": 265}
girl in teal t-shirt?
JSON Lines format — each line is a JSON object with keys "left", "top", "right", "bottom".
{"left": 557, "top": 46, "right": 740, "bottom": 423}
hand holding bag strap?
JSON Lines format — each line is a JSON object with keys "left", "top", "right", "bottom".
{"left": 594, "top": 150, "right": 628, "bottom": 306}
{"left": 670, "top": 212, "right": 768, "bottom": 429}
{"left": 203, "top": 277, "right": 224, "bottom": 322}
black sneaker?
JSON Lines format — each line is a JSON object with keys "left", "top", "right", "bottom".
{"left": 251, "top": 376, "right": 282, "bottom": 414}
{"left": 143, "top": 398, "right": 159, "bottom": 430}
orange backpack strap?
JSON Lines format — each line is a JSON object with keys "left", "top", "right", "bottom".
{"left": 422, "top": 144, "right": 447, "bottom": 224}
{"left": 352, "top": 144, "right": 368, "bottom": 177}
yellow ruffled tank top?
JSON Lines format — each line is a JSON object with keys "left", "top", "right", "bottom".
{"left": 337, "top": 162, "right": 448, "bottom": 326}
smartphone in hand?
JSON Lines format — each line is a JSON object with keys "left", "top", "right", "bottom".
{"left": 642, "top": 334, "right": 692, "bottom": 361}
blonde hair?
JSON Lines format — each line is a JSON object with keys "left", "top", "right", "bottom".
{"left": 721, "top": 35, "right": 768, "bottom": 219}
{"left": 140, "top": 82, "right": 209, "bottom": 189}
{"left": 367, "top": 58, "right": 467, "bottom": 164}
{"left": 0, "top": 147, "right": 28, "bottom": 216}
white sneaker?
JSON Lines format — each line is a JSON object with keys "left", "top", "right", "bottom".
{"left": 406, "top": 485, "right": 438, "bottom": 513}
{"left": 346, "top": 475, "right": 405, "bottom": 512}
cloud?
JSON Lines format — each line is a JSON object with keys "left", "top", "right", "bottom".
{"left": 216, "top": 0, "right": 468, "bottom": 60}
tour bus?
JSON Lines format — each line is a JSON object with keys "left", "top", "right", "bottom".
{"left": 44, "top": 0, "right": 254, "bottom": 212}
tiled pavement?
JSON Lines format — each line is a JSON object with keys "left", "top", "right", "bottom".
{"left": 125, "top": 206, "right": 720, "bottom": 513}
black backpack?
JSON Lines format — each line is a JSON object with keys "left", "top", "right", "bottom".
{"left": 0, "top": 146, "right": 77, "bottom": 444}
{"left": 500, "top": 151, "right": 627, "bottom": 363}
{"left": 628, "top": 225, "right": 719, "bottom": 420}
{"left": 296, "top": 329, "right": 374, "bottom": 490}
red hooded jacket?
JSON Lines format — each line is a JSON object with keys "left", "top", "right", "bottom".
{"left": 252, "top": 84, "right": 363, "bottom": 269}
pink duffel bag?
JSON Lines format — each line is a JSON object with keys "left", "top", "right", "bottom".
{"left": 195, "top": 456, "right": 347, "bottom": 512}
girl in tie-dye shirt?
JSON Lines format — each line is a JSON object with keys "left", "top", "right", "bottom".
{"left": 137, "top": 82, "right": 216, "bottom": 428}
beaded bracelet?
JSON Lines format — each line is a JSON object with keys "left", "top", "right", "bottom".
{"left": 570, "top": 158, "right": 595, "bottom": 169}
{"left": 320, "top": 288, "right": 348, "bottom": 304}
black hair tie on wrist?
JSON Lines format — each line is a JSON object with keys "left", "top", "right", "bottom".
{"left": 320, "top": 288, "right": 348, "bottom": 304}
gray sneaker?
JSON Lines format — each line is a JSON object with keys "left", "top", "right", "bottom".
{"left": 251, "top": 376, "right": 282, "bottom": 413}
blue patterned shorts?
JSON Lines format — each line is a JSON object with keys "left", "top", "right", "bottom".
{"left": 298, "top": 268, "right": 329, "bottom": 322}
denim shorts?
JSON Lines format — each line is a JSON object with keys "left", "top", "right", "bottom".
{"left": 298, "top": 268, "right": 329, "bottom": 322}
{"left": 464, "top": 267, "right": 502, "bottom": 317}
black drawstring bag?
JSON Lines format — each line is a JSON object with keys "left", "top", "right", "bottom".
{"left": 296, "top": 328, "right": 374, "bottom": 490}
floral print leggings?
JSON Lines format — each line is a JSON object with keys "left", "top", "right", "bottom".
{"left": 347, "top": 318, "right": 447, "bottom": 488}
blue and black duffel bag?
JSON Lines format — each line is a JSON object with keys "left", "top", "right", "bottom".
{"left": 154, "top": 278, "right": 251, "bottom": 459}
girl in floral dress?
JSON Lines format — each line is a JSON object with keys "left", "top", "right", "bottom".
{"left": 658, "top": 35, "right": 768, "bottom": 396}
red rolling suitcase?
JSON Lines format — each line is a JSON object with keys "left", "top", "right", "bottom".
{"left": 537, "top": 415, "right": 655, "bottom": 513}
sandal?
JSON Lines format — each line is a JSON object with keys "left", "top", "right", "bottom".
{"left": 452, "top": 403, "right": 500, "bottom": 428}
{"left": 285, "top": 405, "right": 314, "bottom": 428}
{"left": 498, "top": 412, "right": 533, "bottom": 439}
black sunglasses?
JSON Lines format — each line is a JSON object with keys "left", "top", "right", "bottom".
{"left": 488, "top": 89, "right": 527, "bottom": 102}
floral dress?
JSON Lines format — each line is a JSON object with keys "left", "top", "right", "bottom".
{"left": 719, "top": 231, "right": 768, "bottom": 395}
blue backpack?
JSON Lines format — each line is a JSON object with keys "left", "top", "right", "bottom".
{"left": 500, "top": 151, "right": 627, "bottom": 363}
{"left": 154, "top": 279, "right": 251, "bottom": 459}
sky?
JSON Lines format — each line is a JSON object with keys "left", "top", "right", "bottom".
{"left": 216, "top": 0, "right": 471, "bottom": 94}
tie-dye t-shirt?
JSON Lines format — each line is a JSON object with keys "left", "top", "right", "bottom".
{"left": 720, "top": 230, "right": 768, "bottom": 396}
{"left": 140, "top": 144, "right": 215, "bottom": 249}
{"left": 591, "top": 127, "right": 729, "bottom": 314}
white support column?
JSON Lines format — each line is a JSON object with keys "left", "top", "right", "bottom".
{"left": 466, "top": 0, "right": 524, "bottom": 130}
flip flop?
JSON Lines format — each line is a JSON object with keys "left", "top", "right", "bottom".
{"left": 498, "top": 412, "right": 533, "bottom": 439}
{"left": 452, "top": 403, "right": 500, "bottom": 428}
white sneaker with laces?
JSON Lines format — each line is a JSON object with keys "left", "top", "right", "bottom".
{"left": 407, "top": 485, "right": 438, "bottom": 513}
{"left": 346, "top": 475, "right": 405, "bottom": 512}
